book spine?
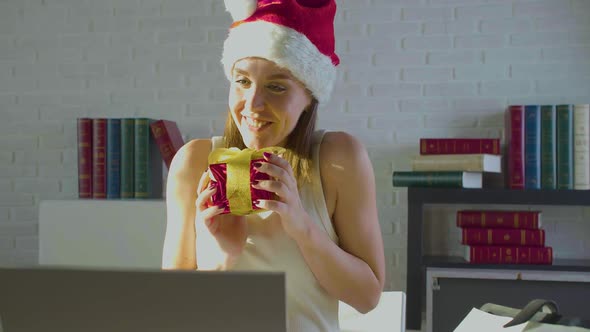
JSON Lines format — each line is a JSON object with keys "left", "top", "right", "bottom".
{"left": 392, "top": 171, "right": 464, "bottom": 188}
{"left": 165, "top": 121, "right": 185, "bottom": 152}
{"left": 134, "top": 118, "right": 163, "bottom": 198}
{"left": 467, "top": 245, "right": 552, "bottom": 264}
{"left": 150, "top": 120, "right": 183, "bottom": 169}
{"left": 77, "top": 118, "right": 93, "bottom": 199}
{"left": 120, "top": 118, "right": 135, "bottom": 198}
{"left": 411, "top": 155, "right": 489, "bottom": 172}
{"left": 456, "top": 210, "right": 540, "bottom": 229}
{"left": 557, "top": 104, "right": 574, "bottom": 189}
{"left": 574, "top": 104, "right": 590, "bottom": 190}
{"left": 121, "top": 118, "right": 135, "bottom": 198}
{"left": 419, "top": 138, "right": 501, "bottom": 155}
{"left": 92, "top": 119, "right": 107, "bottom": 199}
{"left": 148, "top": 131, "right": 164, "bottom": 198}
{"left": 506, "top": 105, "right": 525, "bottom": 189}
{"left": 106, "top": 119, "right": 121, "bottom": 199}
{"left": 461, "top": 228, "right": 545, "bottom": 246}
{"left": 540, "top": 105, "right": 557, "bottom": 189}
{"left": 134, "top": 118, "right": 150, "bottom": 198}
{"left": 524, "top": 105, "right": 541, "bottom": 189}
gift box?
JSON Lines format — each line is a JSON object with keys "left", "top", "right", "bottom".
{"left": 207, "top": 146, "right": 286, "bottom": 216}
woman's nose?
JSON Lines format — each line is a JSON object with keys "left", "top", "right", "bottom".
{"left": 245, "top": 85, "right": 265, "bottom": 112}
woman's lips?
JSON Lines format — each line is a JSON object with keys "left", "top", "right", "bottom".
{"left": 243, "top": 116, "right": 272, "bottom": 132}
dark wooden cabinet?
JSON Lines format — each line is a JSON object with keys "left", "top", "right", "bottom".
{"left": 426, "top": 267, "right": 590, "bottom": 332}
{"left": 405, "top": 187, "right": 590, "bottom": 331}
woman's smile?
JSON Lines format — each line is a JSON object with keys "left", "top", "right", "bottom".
{"left": 243, "top": 115, "right": 272, "bottom": 132}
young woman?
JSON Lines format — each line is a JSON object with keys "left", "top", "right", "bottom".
{"left": 162, "top": 1, "right": 385, "bottom": 331}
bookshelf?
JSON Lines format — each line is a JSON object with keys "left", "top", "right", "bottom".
{"left": 405, "top": 187, "right": 590, "bottom": 331}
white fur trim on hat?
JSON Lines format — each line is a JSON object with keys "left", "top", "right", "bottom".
{"left": 221, "top": 20, "right": 337, "bottom": 105}
{"left": 223, "top": 0, "right": 258, "bottom": 22}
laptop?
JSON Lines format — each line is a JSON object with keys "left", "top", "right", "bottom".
{"left": 0, "top": 266, "right": 286, "bottom": 332}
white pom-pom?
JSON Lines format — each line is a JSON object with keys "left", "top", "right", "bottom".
{"left": 223, "top": 0, "right": 258, "bottom": 22}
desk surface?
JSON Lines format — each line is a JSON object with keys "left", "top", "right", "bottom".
{"left": 339, "top": 291, "right": 406, "bottom": 332}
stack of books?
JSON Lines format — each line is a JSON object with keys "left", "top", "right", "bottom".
{"left": 506, "top": 104, "right": 590, "bottom": 190}
{"left": 392, "top": 138, "right": 502, "bottom": 188}
{"left": 457, "top": 209, "right": 553, "bottom": 265}
{"left": 77, "top": 118, "right": 184, "bottom": 199}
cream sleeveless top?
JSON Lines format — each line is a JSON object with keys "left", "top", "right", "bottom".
{"left": 211, "top": 130, "right": 340, "bottom": 332}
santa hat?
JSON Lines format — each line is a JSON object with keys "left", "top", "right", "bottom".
{"left": 221, "top": 0, "right": 340, "bottom": 105}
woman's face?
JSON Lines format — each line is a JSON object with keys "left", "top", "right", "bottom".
{"left": 228, "top": 57, "right": 312, "bottom": 149}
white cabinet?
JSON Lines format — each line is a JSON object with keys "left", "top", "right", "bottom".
{"left": 38, "top": 199, "right": 166, "bottom": 269}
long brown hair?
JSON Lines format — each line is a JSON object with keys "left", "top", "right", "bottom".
{"left": 222, "top": 99, "right": 318, "bottom": 186}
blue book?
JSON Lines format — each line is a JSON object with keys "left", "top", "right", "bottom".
{"left": 106, "top": 118, "right": 121, "bottom": 199}
{"left": 524, "top": 105, "right": 541, "bottom": 189}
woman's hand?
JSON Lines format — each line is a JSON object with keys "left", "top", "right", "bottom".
{"left": 195, "top": 171, "right": 248, "bottom": 259}
{"left": 252, "top": 152, "right": 311, "bottom": 241}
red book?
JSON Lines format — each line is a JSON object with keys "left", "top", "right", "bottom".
{"left": 464, "top": 245, "right": 552, "bottom": 264}
{"left": 419, "top": 138, "right": 501, "bottom": 155}
{"left": 506, "top": 105, "right": 525, "bottom": 189}
{"left": 92, "top": 119, "right": 107, "bottom": 199}
{"left": 77, "top": 118, "right": 93, "bottom": 198}
{"left": 461, "top": 228, "right": 545, "bottom": 246}
{"left": 456, "top": 210, "right": 541, "bottom": 229}
{"left": 150, "top": 120, "right": 185, "bottom": 169}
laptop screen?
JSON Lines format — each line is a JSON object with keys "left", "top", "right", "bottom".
{"left": 0, "top": 266, "right": 286, "bottom": 332}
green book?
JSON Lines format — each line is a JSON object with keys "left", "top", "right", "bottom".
{"left": 134, "top": 118, "right": 163, "bottom": 198}
{"left": 556, "top": 104, "right": 574, "bottom": 189}
{"left": 392, "top": 171, "right": 482, "bottom": 188}
{"left": 120, "top": 118, "right": 135, "bottom": 198}
{"left": 540, "top": 105, "right": 557, "bottom": 189}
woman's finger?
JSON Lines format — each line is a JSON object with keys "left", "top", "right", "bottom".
{"left": 254, "top": 199, "right": 286, "bottom": 215}
{"left": 263, "top": 152, "right": 294, "bottom": 178}
{"left": 196, "top": 170, "right": 209, "bottom": 194}
{"left": 252, "top": 179, "right": 289, "bottom": 199}
{"left": 254, "top": 162, "right": 292, "bottom": 187}
{"left": 195, "top": 185, "right": 216, "bottom": 211}
{"left": 196, "top": 205, "right": 225, "bottom": 234}
{"left": 203, "top": 205, "right": 225, "bottom": 232}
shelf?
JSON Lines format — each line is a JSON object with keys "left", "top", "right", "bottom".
{"left": 408, "top": 187, "right": 590, "bottom": 206}
{"left": 424, "top": 256, "right": 590, "bottom": 272}
{"left": 404, "top": 186, "right": 590, "bottom": 331}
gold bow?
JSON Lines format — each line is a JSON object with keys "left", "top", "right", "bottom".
{"left": 208, "top": 146, "right": 286, "bottom": 215}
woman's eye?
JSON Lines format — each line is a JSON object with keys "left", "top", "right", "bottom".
{"left": 235, "top": 79, "right": 250, "bottom": 86}
{"left": 267, "top": 84, "right": 286, "bottom": 92}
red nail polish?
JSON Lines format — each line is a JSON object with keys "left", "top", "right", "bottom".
{"left": 263, "top": 152, "right": 272, "bottom": 159}
{"left": 252, "top": 180, "right": 259, "bottom": 185}
{"left": 253, "top": 162, "right": 262, "bottom": 168}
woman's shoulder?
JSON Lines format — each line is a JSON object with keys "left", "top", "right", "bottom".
{"left": 318, "top": 131, "right": 371, "bottom": 182}
{"left": 319, "top": 131, "right": 367, "bottom": 163}
{"left": 317, "top": 131, "right": 372, "bottom": 208}
{"left": 168, "top": 138, "right": 212, "bottom": 176}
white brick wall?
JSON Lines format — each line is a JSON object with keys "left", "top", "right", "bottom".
{"left": 1, "top": 0, "right": 589, "bottom": 292}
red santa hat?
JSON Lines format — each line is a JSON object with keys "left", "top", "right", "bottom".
{"left": 221, "top": 0, "right": 340, "bottom": 105}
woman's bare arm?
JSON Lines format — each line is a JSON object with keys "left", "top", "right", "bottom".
{"left": 294, "top": 131, "right": 386, "bottom": 313}
{"left": 161, "top": 139, "right": 210, "bottom": 270}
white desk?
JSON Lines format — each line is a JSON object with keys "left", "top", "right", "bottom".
{"left": 339, "top": 291, "right": 406, "bottom": 332}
